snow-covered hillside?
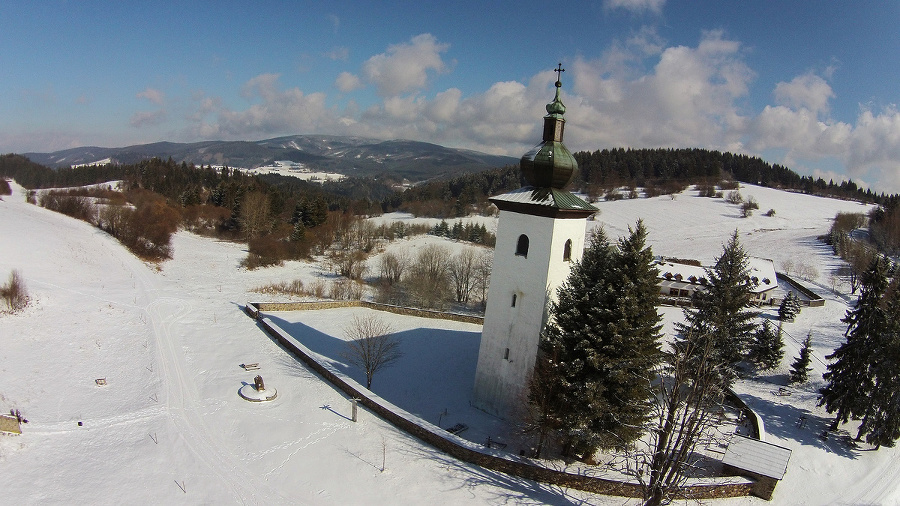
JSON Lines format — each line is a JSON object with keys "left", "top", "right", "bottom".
{"left": 1, "top": 181, "right": 897, "bottom": 505}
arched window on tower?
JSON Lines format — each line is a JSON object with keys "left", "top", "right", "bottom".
{"left": 515, "top": 234, "right": 529, "bottom": 257}
{"left": 563, "top": 239, "right": 572, "bottom": 261}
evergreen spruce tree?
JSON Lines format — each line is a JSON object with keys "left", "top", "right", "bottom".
{"left": 748, "top": 320, "right": 785, "bottom": 371}
{"left": 290, "top": 203, "right": 304, "bottom": 225}
{"left": 431, "top": 220, "right": 450, "bottom": 237}
{"left": 789, "top": 333, "right": 813, "bottom": 384}
{"left": 534, "top": 221, "right": 662, "bottom": 456}
{"left": 778, "top": 292, "right": 802, "bottom": 322}
{"left": 451, "top": 221, "right": 463, "bottom": 240}
{"left": 289, "top": 221, "right": 305, "bottom": 242}
{"left": 853, "top": 271, "right": 900, "bottom": 448}
{"left": 819, "top": 257, "right": 891, "bottom": 431}
{"left": 675, "top": 230, "right": 758, "bottom": 387}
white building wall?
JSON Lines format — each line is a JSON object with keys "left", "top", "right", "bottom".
{"left": 472, "top": 209, "right": 588, "bottom": 417}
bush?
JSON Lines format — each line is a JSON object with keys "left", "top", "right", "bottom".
{"left": 242, "top": 235, "right": 289, "bottom": 269}
{"left": 697, "top": 183, "right": 717, "bottom": 198}
{"left": 181, "top": 204, "right": 232, "bottom": 235}
{"left": 252, "top": 279, "right": 305, "bottom": 296}
{"left": 741, "top": 200, "right": 757, "bottom": 217}
{"left": 241, "top": 232, "right": 311, "bottom": 269}
{"left": 719, "top": 180, "right": 740, "bottom": 190}
{"left": 604, "top": 188, "right": 623, "bottom": 201}
{"left": 725, "top": 190, "right": 744, "bottom": 204}
{"left": 765, "top": 209, "right": 776, "bottom": 217}
{"left": 308, "top": 279, "right": 327, "bottom": 298}
{"left": 328, "top": 279, "right": 363, "bottom": 300}
{"left": 39, "top": 192, "right": 96, "bottom": 223}
{"left": 1, "top": 270, "right": 29, "bottom": 312}
{"left": 0, "top": 179, "right": 11, "bottom": 196}
{"left": 126, "top": 200, "right": 180, "bottom": 259}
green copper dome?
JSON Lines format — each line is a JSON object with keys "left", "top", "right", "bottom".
{"left": 520, "top": 65, "right": 578, "bottom": 189}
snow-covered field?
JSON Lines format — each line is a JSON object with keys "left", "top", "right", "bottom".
{"left": 1, "top": 180, "right": 898, "bottom": 505}
{"left": 236, "top": 161, "right": 346, "bottom": 183}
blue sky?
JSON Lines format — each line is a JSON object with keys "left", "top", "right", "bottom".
{"left": 2, "top": 0, "right": 899, "bottom": 191}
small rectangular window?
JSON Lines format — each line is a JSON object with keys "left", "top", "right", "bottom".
{"left": 504, "top": 348, "right": 510, "bottom": 360}
{"left": 511, "top": 294, "right": 517, "bottom": 307}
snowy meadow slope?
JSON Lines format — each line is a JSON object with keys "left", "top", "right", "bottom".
{"left": 1, "top": 180, "right": 898, "bottom": 505}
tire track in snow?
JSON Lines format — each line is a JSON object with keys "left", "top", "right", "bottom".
{"left": 149, "top": 297, "right": 286, "bottom": 504}
{"left": 26, "top": 405, "right": 165, "bottom": 434}
{"left": 841, "top": 454, "right": 900, "bottom": 505}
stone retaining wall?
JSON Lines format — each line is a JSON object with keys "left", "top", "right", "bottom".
{"left": 777, "top": 272, "right": 825, "bottom": 307}
{"left": 250, "top": 300, "right": 484, "bottom": 324}
{"left": 250, "top": 306, "right": 754, "bottom": 501}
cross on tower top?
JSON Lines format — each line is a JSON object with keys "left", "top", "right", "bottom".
{"left": 554, "top": 63, "right": 565, "bottom": 87}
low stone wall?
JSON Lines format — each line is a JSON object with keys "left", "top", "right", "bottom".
{"left": 725, "top": 389, "right": 764, "bottom": 440}
{"left": 251, "top": 308, "right": 754, "bottom": 500}
{"left": 777, "top": 272, "right": 825, "bottom": 307}
{"left": 249, "top": 300, "right": 484, "bottom": 324}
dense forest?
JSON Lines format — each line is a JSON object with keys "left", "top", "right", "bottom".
{"left": 3, "top": 146, "right": 900, "bottom": 256}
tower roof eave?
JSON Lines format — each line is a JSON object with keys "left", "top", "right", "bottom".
{"left": 490, "top": 187, "right": 597, "bottom": 218}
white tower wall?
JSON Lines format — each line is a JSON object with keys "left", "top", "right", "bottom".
{"left": 472, "top": 209, "right": 588, "bottom": 416}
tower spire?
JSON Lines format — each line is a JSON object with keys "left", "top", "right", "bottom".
{"left": 520, "top": 63, "right": 577, "bottom": 189}
{"left": 547, "top": 63, "right": 566, "bottom": 117}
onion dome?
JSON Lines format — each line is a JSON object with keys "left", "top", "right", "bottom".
{"left": 520, "top": 64, "right": 578, "bottom": 189}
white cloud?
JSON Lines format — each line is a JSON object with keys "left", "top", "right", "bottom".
{"left": 749, "top": 100, "right": 900, "bottom": 192}
{"left": 171, "top": 33, "right": 900, "bottom": 193}
{"left": 0, "top": 130, "right": 88, "bottom": 153}
{"left": 325, "top": 46, "right": 349, "bottom": 61}
{"left": 186, "top": 74, "right": 336, "bottom": 140}
{"left": 774, "top": 73, "right": 834, "bottom": 114}
{"left": 130, "top": 109, "right": 167, "bottom": 128}
{"left": 136, "top": 87, "right": 164, "bottom": 105}
{"left": 335, "top": 72, "right": 363, "bottom": 93}
{"left": 603, "top": 0, "right": 666, "bottom": 14}
{"left": 328, "top": 14, "right": 340, "bottom": 33}
{"left": 566, "top": 30, "right": 754, "bottom": 149}
{"left": 361, "top": 33, "right": 449, "bottom": 97}
{"left": 425, "top": 88, "right": 462, "bottom": 123}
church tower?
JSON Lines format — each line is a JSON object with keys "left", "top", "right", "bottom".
{"left": 473, "top": 65, "right": 597, "bottom": 417}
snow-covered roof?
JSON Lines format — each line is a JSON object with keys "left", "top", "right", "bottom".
{"left": 746, "top": 257, "right": 778, "bottom": 293}
{"left": 655, "top": 261, "right": 708, "bottom": 285}
{"left": 654, "top": 257, "right": 778, "bottom": 294}
{"left": 723, "top": 435, "right": 792, "bottom": 480}
{"left": 490, "top": 186, "right": 597, "bottom": 213}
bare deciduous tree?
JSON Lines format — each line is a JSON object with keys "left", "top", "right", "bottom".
{"left": 328, "top": 279, "right": 364, "bottom": 301}
{"left": 408, "top": 244, "right": 451, "bottom": 309}
{"left": 239, "top": 191, "right": 272, "bottom": 240}
{"left": 796, "top": 261, "right": 819, "bottom": 282}
{"left": 448, "top": 247, "right": 478, "bottom": 304}
{"left": 328, "top": 248, "right": 369, "bottom": 280}
{"left": 780, "top": 259, "right": 794, "bottom": 276}
{"left": 474, "top": 250, "right": 493, "bottom": 307}
{"left": 342, "top": 315, "right": 403, "bottom": 389}
{"left": 617, "top": 334, "right": 727, "bottom": 506}
{"left": 378, "top": 250, "right": 410, "bottom": 286}
{"left": 844, "top": 240, "right": 876, "bottom": 294}
{"left": 349, "top": 220, "right": 378, "bottom": 252}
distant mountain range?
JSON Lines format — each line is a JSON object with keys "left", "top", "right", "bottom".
{"left": 23, "top": 135, "right": 518, "bottom": 182}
